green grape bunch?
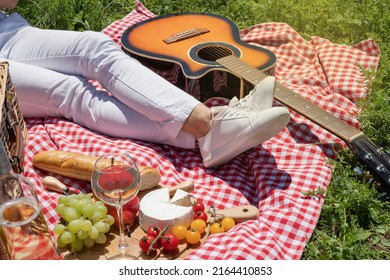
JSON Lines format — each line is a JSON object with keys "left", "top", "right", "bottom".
{"left": 53, "top": 193, "right": 115, "bottom": 253}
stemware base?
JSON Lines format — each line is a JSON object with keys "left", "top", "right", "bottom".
{"left": 104, "top": 237, "right": 140, "bottom": 260}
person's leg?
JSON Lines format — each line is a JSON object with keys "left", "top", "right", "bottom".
{"left": 2, "top": 27, "right": 201, "bottom": 142}
{"left": 9, "top": 58, "right": 290, "bottom": 167}
{"left": 2, "top": 23, "right": 284, "bottom": 138}
{"left": 8, "top": 60, "right": 196, "bottom": 148}
{"left": 4, "top": 24, "right": 290, "bottom": 167}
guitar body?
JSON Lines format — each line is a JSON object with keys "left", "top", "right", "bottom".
{"left": 121, "top": 13, "right": 276, "bottom": 79}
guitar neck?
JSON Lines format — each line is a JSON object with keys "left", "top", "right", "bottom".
{"left": 217, "top": 55, "right": 364, "bottom": 143}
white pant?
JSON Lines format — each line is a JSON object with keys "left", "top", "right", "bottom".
{"left": 0, "top": 13, "right": 198, "bottom": 148}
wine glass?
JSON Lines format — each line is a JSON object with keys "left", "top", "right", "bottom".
{"left": 91, "top": 153, "right": 140, "bottom": 260}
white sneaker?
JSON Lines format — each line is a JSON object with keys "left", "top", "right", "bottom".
{"left": 229, "top": 76, "right": 276, "bottom": 111}
{"left": 198, "top": 105, "right": 290, "bottom": 168}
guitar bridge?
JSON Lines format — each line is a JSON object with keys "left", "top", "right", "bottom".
{"left": 163, "top": 28, "right": 210, "bottom": 44}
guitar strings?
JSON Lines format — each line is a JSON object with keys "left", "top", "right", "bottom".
{"left": 185, "top": 32, "right": 370, "bottom": 142}
{"left": 185, "top": 32, "right": 238, "bottom": 61}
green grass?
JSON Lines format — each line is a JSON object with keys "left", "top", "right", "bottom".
{"left": 13, "top": 0, "right": 390, "bottom": 259}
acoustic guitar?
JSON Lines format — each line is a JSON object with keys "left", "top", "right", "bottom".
{"left": 121, "top": 13, "right": 390, "bottom": 188}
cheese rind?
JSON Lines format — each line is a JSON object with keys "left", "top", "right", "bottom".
{"left": 139, "top": 188, "right": 193, "bottom": 231}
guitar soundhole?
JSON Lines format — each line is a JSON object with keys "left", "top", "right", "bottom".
{"left": 198, "top": 46, "right": 233, "bottom": 62}
{"left": 190, "top": 42, "right": 241, "bottom": 66}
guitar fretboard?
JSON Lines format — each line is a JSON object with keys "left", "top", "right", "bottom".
{"left": 217, "top": 55, "right": 364, "bottom": 143}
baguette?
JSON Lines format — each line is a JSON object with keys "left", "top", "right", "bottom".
{"left": 32, "top": 150, "right": 161, "bottom": 191}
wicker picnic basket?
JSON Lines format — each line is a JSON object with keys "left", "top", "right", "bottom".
{"left": 0, "top": 61, "right": 28, "bottom": 174}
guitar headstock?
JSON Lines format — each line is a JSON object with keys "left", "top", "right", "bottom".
{"left": 348, "top": 136, "right": 390, "bottom": 188}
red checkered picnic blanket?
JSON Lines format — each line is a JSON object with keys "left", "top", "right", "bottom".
{"left": 22, "top": 1, "right": 380, "bottom": 259}
{"left": 3, "top": 225, "right": 59, "bottom": 260}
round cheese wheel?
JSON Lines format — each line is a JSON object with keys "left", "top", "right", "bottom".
{"left": 138, "top": 188, "right": 193, "bottom": 232}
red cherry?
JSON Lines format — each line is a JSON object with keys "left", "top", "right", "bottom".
{"left": 123, "top": 195, "right": 139, "bottom": 216}
{"left": 107, "top": 207, "right": 135, "bottom": 229}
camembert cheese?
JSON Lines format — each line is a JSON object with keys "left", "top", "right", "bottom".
{"left": 139, "top": 188, "right": 193, "bottom": 231}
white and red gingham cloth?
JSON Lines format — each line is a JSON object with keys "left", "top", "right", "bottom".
{"left": 3, "top": 226, "right": 59, "bottom": 260}
{"left": 21, "top": 1, "right": 380, "bottom": 259}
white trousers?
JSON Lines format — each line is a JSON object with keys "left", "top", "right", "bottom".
{"left": 0, "top": 13, "right": 198, "bottom": 148}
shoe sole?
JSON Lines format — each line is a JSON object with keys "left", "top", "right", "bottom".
{"left": 202, "top": 107, "right": 290, "bottom": 168}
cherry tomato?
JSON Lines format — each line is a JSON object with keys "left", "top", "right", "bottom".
{"left": 160, "top": 234, "right": 179, "bottom": 251}
{"left": 146, "top": 225, "right": 161, "bottom": 239}
{"left": 192, "top": 200, "right": 205, "bottom": 213}
{"left": 221, "top": 217, "right": 236, "bottom": 232}
{"left": 193, "top": 211, "right": 208, "bottom": 223}
{"left": 171, "top": 225, "right": 188, "bottom": 240}
{"left": 190, "top": 219, "right": 207, "bottom": 234}
{"left": 209, "top": 222, "right": 225, "bottom": 234}
{"left": 139, "top": 234, "right": 158, "bottom": 254}
{"left": 186, "top": 229, "right": 201, "bottom": 245}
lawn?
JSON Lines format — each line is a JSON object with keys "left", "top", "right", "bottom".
{"left": 13, "top": 0, "right": 390, "bottom": 259}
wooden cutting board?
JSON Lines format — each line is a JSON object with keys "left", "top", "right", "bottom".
{"left": 52, "top": 181, "right": 259, "bottom": 260}
{"left": 59, "top": 204, "right": 259, "bottom": 260}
